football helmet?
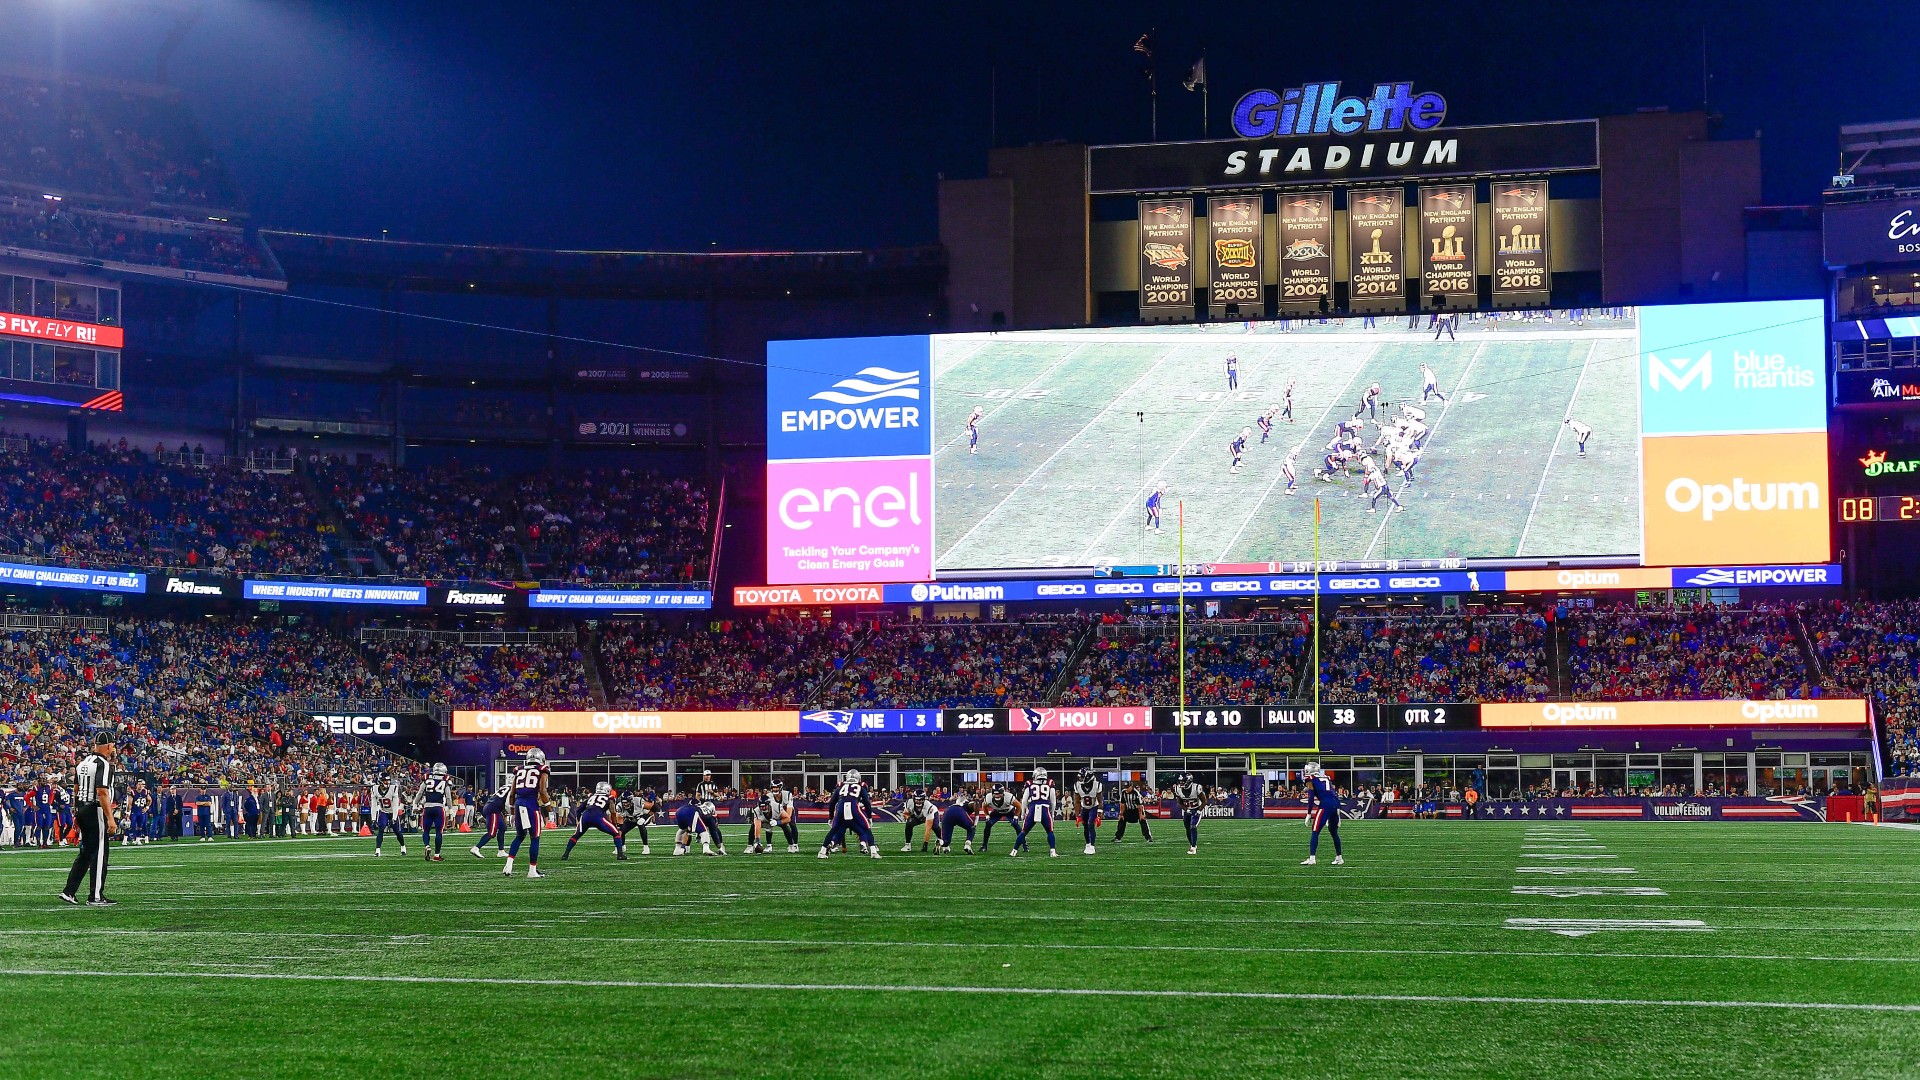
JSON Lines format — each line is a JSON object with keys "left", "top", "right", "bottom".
{"left": 594, "top": 781, "right": 612, "bottom": 796}
{"left": 431, "top": 763, "right": 448, "bottom": 777}
{"left": 1304, "top": 762, "right": 1324, "bottom": 778}
{"left": 845, "top": 769, "right": 862, "bottom": 782}
{"left": 524, "top": 748, "right": 547, "bottom": 765}
{"left": 1033, "top": 767, "right": 1049, "bottom": 780}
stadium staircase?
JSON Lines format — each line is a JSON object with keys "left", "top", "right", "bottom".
{"left": 1547, "top": 619, "right": 1573, "bottom": 698}
{"left": 799, "top": 626, "right": 876, "bottom": 708}
{"left": 577, "top": 625, "right": 611, "bottom": 707}
{"left": 299, "top": 462, "right": 386, "bottom": 577}
{"left": 1788, "top": 609, "right": 1824, "bottom": 687}
{"left": 1043, "top": 622, "right": 1100, "bottom": 705}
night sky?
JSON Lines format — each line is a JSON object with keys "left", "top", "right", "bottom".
{"left": 2, "top": 1, "right": 1914, "bottom": 252}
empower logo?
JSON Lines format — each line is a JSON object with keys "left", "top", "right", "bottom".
{"left": 1647, "top": 351, "right": 1711, "bottom": 391}
{"left": 1676, "top": 566, "right": 1834, "bottom": 587}
{"left": 809, "top": 366, "right": 919, "bottom": 405}
{"left": 767, "top": 336, "right": 933, "bottom": 461}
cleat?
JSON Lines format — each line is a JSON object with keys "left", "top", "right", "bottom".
{"left": 496, "top": 849, "right": 509, "bottom": 858}
{"left": 1009, "top": 848, "right": 1020, "bottom": 858}
{"left": 901, "top": 844, "right": 912, "bottom": 853}
{"left": 787, "top": 844, "right": 799, "bottom": 854}
{"left": 1332, "top": 855, "right": 1345, "bottom": 866}
{"left": 818, "top": 850, "right": 830, "bottom": 860}
{"left": 869, "top": 849, "right": 881, "bottom": 860}
{"left": 1084, "top": 844, "right": 1095, "bottom": 855}
{"left": 430, "top": 853, "right": 443, "bottom": 862}
{"left": 561, "top": 852, "right": 570, "bottom": 861}
{"left": 674, "top": 846, "right": 688, "bottom": 856}
{"left": 399, "top": 848, "right": 407, "bottom": 856}
{"left": 641, "top": 845, "right": 651, "bottom": 855}
{"left": 1301, "top": 855, "right": 1317, "bottom": 865}
{"left": 1049, "top": 850, "right": 1060, "bottom": 858}
{"left": 87, "top": 897, "right": 116, "bottom": 907}
{"left": 372, "top": 849, "right": 383, "bottom": 856}
{"left": 617, "top": 853, "right": 629, "bottom": 861}
{"left": 527, "top": 867, "right": 543, "bottom": 879}
{"left": 1189, "top": 846, "right": 1198, "bottom": 855}
{"left": 502, "top": 858, "right": 515, "bottom": 875}
{"left": 963, "top": 843, "right": 973, "bottom": 855}
{"left": 58, "top": 893, "right": 77, "bottom": 905}
{"left": 470, "top": 847, "right": 485, "bottom": 859}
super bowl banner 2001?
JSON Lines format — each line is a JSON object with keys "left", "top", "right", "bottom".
{"left": 1138, "top": 198, "right": 1195, "bottom": 317}
{"left": 1276, "top": 190, "right": 1333, "bottom": 311}
{"left": 1418, "top": 184, "right": 1476, "bottom": 306}
{"left": 1346, "top": 187, "right": 1404, "bottom": 308}
{"left": 1206, "top": 195, "right": 1264, "bottom": 312}
{"left": 1490, "top": 179, "right": 1550, "bottom": 303}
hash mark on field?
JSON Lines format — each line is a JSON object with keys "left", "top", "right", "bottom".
{"left": 1516, "top": 867, "right": 1639, "bottom": 875}
{"left": 1511, "top": 886, "right": 1668, "bottom": 897}
{"left": 1506, "top": 918, "right": 1712, "bottom": 938}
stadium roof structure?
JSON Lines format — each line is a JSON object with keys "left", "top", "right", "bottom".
{"left": 261, "top": 231, "right": 946, "bottom": 301}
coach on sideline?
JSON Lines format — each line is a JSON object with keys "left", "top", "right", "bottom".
{"left": 60, "top": 736, "right": 117, "bottom": 907}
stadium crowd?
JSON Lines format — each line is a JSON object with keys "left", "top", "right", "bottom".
{"left": 1802, "top": 598, "right": 1920, "bottom": 776}
{"left": 1563, "top": 603, "right": 1817, "bottom": 701}
{"left": 1058, "top": 616, "right": 1307, "bottom": 706}
{"left": 1318, "top": 612, "right": 1553, "bottom": 703}
{"left": 816, "top": 616, "right": 1090, "bottom": 709}
{"left": 599, "top": 614, "right": 862, "bottom": 710}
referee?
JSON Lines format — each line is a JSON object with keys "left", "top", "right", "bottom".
{"left": 60, "top": 736, "right": 117, "bottom": 907}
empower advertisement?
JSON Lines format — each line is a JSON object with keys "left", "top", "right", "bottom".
{"left": 767, "top": 299, "right": 1828, "bottom": 578}
{"left": 1346, "top": 187, "right": 1404, "bottom": 307}
{"left": 1418, "top": 184, "right": 1476, "bottom": 305}
{"left": 1138, "top": 198, "right": 1196, "bottom": 316}
{"left": 1490, "top": 180, "right": 1550, "bottom": 303}
{"left": 1206, "top": 196, "right": 1264, "bottom": 311}
{"left": 1276, "top": 191, "right": 1332, "bottom": 311}
{"left": 765, "top": 334, "right": 934, "bottom": 585}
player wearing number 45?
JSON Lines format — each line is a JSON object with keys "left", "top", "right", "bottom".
{"left": 1301, "top": 762, "right": 1345, "bottom": 866}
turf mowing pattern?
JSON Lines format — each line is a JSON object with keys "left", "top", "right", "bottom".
{"left": 930, "top": 316, "right": 1643, "bottom": 571}
{"left": 1, "top": 819, "right": 1914, "bottom": 1078}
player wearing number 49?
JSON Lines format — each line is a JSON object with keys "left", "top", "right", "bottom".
{"left": 1301, "top": 762, "right": 1345, "bottom": 866}
{"left": 1171, "top": 774, "right": 1206, "bottom": 855}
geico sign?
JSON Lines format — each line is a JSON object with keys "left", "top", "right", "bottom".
{"left": 317, "top": 714, "right": 399, "bottom": 736}
{"left": 1663, "top": 477, "right": 1820, "bottom": 521}
{"left": 1094, "top": 581, "right": 1144, "bottom": 595}
{"left": 778, "top": 473, "right": 924, "bottom": 530}
{"left": 1387, "top": 576, "right": 1441, "bottom": 589}
{"left": 1036, "top": 583, "right": 1087, "bottom": 597}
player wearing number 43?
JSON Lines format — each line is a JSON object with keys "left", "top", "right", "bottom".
{"left": 1301, "top": 762, "right": 1346, "bottom": 866}
{"left": 819, "top": 770, "right": 881, "bottom": 859}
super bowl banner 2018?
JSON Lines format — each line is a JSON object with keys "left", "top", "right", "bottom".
{"left": 1418, "top": 184, "right": 1476, "bottom": 307}
{"left": 1490, "top": 179, "right": 1550, "bottom": 304}
{"left": 1138, "top": 198, "right": 1195, "bottom": 317}
{"left": 1346, "top": 187, "right": 1404, "bottom": 308}
{"left": 1205, "top": 195, "right": 1263, "bottom": 313}
{"left": 1276, "top": 190, "right": 1333, "bottom": 312}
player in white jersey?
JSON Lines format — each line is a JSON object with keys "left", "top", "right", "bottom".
{"left": 753, "top": 780, "right": 798, "bottom": 853}
{"left": 1399, "top": 402, "right": 1427, "bottom": 424}
{"left": 1281, "top": 379, "right": 1296, "bottom": 422}
{"left": 1282, "top": 449, "right": 1300, "bottom": 494}
{"left": 371, "top": 771, "right": 407, "bottom": 856}
{"left": 898, "top": 788, "right": 938, "bottom": 852}
{"left": 1420, "top": 363, "right": 1447, "bottom": 403}
{"left": 1367, "top": 457, "right": 1406, "bottom": 514}
{"left": 1071, "top": 768, "right": 1103, "bottom": 855}
{"left": 1012, "top": 768, "right": 1059, "bottom": 858}
{"left": 1355, "top": 382, "right": 1382, "bottom": 420}
{"left": 1360, "top": 455, "right": 1383, "bottom": 497}
{"left": 977, "top": 783, "right": 1021, "bottom": 853}
{"left": 1566, "top": 417, "right": 1592, "bottom": 456}
{"left": 966, "top": 406, "right": 984, "bottom": 455}
{"left": 1392, "top": 444, "right": 1419, "bottom": 485}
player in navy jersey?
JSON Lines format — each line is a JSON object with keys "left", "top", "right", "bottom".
{"left": 125, "top": 782, "right": 151, "bottom": 846}
{"left": 413, "top": 763, "right": 453, "bottom": 862}
{"left": 371, "top": 771, "right": 408, "bottom": 856}
{"left": 1225, "top": 353, "right": 1239, "bottom": 390}
{"left": 503, "top": 748, "right": 549, "bottom": 879}
{"left": 936, "top": 789, "right": 976, "bottom": 854}
{"left": 1171, "top": 773, "right": 1207, "bottom": 855}
{"left": 977, "top": 782, "right": 1020, "bottom": 853}
{"left": 899, "top": 788, "right": 937, "bottom": 853}
{"left": 562, "top": 782, "right": 629, "bottom": 861}
{"left": 1012, "top": 768, "right": 1058, "bottom": 858}
{"left": 620, "top": 789, "right": 656, "bottom": 855}
{"left": 818, "top": 770, "right": 881, "bottom": 860}
{"left": 1230, "top": 429, "right": 1249, "bottom": 474}
{"left": 1256, "top": 410, "right": 1275, "bottom": 444}
{"left": 966, "top": 406, "right": 984, "bottom": 455}
{"left": 1113, "top": 781, "right": 1153, "bottom": 842}
{"left": 1071, "top": 768, "right": 1103, "bottom": 855}
{"left": 1145, "top": 484, "right": 1164, "bottom": 531}
{"left": 470, "top": 779, "right": 512, "bottom": 859}
{"left": 1282, "top": 379, "right": 1296, "bottom": 422}
{"left": 1301, "top": 762, "right": 1345, "bottom": 865}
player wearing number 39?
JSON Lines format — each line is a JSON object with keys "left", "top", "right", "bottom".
{"left": 1301, "top": 762, "right": 1345, "bottom": 866}
{"left": 1012, "top": 768, "right": 1058, "bottom": 857}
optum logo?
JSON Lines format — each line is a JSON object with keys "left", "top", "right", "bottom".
{"left": 1663, "top": 477, "right": 1820, "bottom": 521}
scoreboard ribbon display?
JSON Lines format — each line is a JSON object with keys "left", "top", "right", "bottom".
{"left": 1139, "top": 198, "right": 1196, "bottom": 317}
{"left": 1206, "top": 195, "right": 1264, "bottom": 313}
{"left": 1418, "top": 183, "right": 1476, "bottom": 307}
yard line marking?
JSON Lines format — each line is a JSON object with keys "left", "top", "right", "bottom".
{"left": 1512, "top": 886, "right": 1667, "bottom": 897}
{"left": 16, "top": 864, "right": 183, "bottom": 872}
{"left": 1519, "top": 854, "right": 1619, "bottom": 860}
{"left": 1515, "top": 867, "right": 1639, "bottom": 874}
{"left": 932, "top": 343, "right": 1088, "bottom": 458}
{"left": 1506, "top": 918, "right": 1712, "bottom": 938}
{"left": 1515, "top": 338, "right": 1600, "bottom": 556}
{"left": 1215, "top": 343, "right": 1378, "bottom": 559}
{"left": 1362, "top": 341, "right": 1487, "bottom": 559}
{"left": 2, "top": 968, "right": 1914, "bottom": 1013}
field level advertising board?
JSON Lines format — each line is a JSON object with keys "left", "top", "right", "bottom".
{"left": 764, "top": 299, "right": 1828, "bottom": 584}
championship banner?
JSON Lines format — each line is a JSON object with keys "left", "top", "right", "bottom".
{"left": 452, "top": 710, "right": 798, "bottom": 736}
{"left": 1276, "top": 191, "right": 1333, "bottom": 311}
{"left": 1138, "top": 198, "right": 1195, "bottom": 318}
{"left": 1490, "top": 179, "right": 1550, "bottom": 304}
{"left": 1206, "top": 195, "right": 1264, "bottom": 313}
{"left": 1418, "top": 184, "right": 1476, "bottom": 307}
{"left": 1346, "top": 187, "right": 1404, "bottom": 309}
{"left": 1481, "top": 699, "right": 1867, "bottom": 729}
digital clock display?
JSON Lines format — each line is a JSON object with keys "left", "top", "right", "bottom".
{"left": 1838, "top": 495, "right": 1920, "bottom": 522}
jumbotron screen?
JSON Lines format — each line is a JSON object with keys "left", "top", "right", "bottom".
{"left": 765, "top": 300, "right": 1828, "bottom": 584}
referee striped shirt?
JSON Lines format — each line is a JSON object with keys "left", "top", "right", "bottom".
{"left": 76, "top": 753, "right": 113, "bottom": 805}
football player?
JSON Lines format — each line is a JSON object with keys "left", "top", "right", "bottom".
{"left": 371, "top": 769, "right": 407, "bottom": 857}
{"left": 1171, "top": 773, "right": 1207, "bottom": 855}
{"left": 693, "top": 769, "right": 727, "bottom": 852}
{"left": 561, "top": 781, "right": 628, "bottom": 861}
{"left": 899, "top": 788, "right": 937, "bottom": 853}
{"left": 1229, "top": 428, "right": 1249, "bottom": 474}
{"left": 1301, "top": 762, "right": 1345, "bottom": 866}
{"left": 1225, "top": 353, "right": 1239, "bottom": 391}
{"left": 1145, "top": 484, "right": 1164, "bottom": 531}
{"left": 414, "top": 763, "right": 452, "bottom": 862}
{"left": 502, "top": 748, "right": 549, "bottom": 879}
{"left": 1072, "top": 768, "right": 1103, "bottom": 855}
{"left": 966, "top": 406, "right": 984, "bottom": 455}
{"left": 765, "top": 780, "right": 799, "bottom": 852}
{"left": 125, "top": 781, "right": 151, "bottom": 847}
{"left": 1113, "top": 781, "right": 1153, "bottom": 843}
{"left": 818, "top": 769, "right": 881, "bottom": 860}
{"left": 978, "top": 782, "right": 1020, "bottom": 853}
{"left": 1419, "top": 363, "right": 1447, "bottom": 403}
{"left": 937, "top": 788, "right": 976, "bottom": 855}
{"left": 470, "top": 776, "right": 512, "bottom": 859}
{"left": 1012, "top": 768, "right": 1058, "bottom": 858}
{"left": 619, "top": 788, "right": 656, "bottom": 855}
{"left": 1565, "top": 417, "right": 1592, "bottom": 457}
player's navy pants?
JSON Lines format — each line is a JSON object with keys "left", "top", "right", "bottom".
{"left": 419, "top": 806, "right": 444, "bottom": 853}
{"left": 820, "top": 804, "right": 875, "bottom": 853}
{"left": 1016, "top": 806, "right": 1055, "bottom": 852}
{"left": 1114, "top": 808, "right": 1152, "bottom": 841}
{"left": 1308, "top": 806, "right": 1342, "bottom": 856}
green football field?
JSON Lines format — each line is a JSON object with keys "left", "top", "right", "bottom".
{"left": 930, "top": 317, "right": 1642, "bottom": 570}
{"left": 1, "top": 820, "right": 1915, "bottom": 1078}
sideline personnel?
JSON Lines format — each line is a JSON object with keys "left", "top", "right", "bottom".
{"left": 61, "top": 736, "right": 117, "bottom": 907}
